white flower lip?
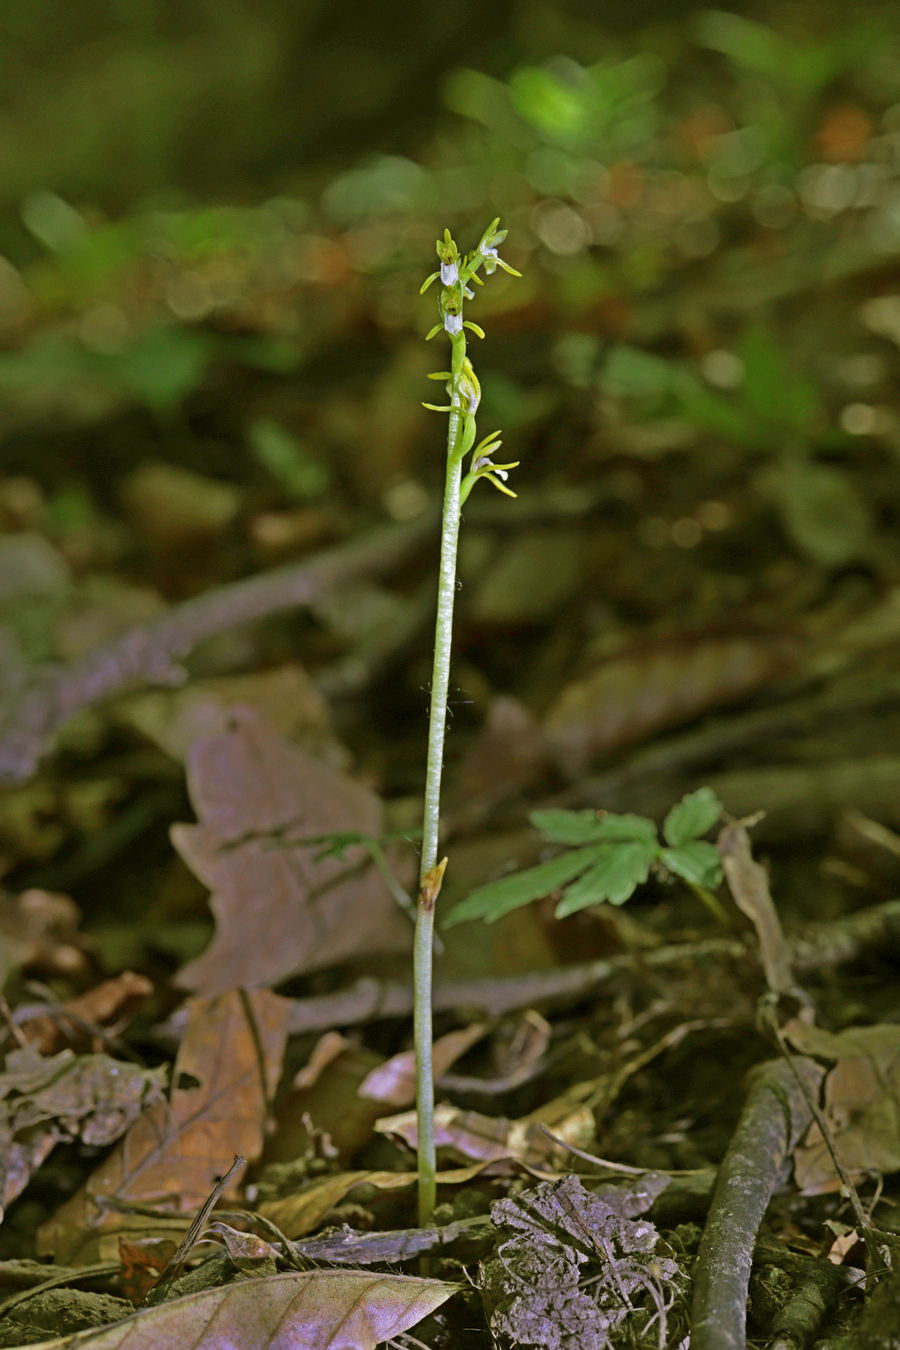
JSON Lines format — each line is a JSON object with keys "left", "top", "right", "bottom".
{"left": 441, "top": 260, "right": 459, "bottom": 286}
{"left": 444, "top": 312, "right": 463, "bottom": 335}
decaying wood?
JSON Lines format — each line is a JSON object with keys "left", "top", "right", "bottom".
{"left": 690, "top": 1056, "right": 825, "bottom": 1350}
{"left": 0, "top": 516, "right": 431, "bottom": 786}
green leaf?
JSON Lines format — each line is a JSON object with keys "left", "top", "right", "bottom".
{"left": 740, "top": 326, "right": 819, "bottom": 431}
{"left": 767, "top": 461, "right": 871, "bottom": 568}
{"left": 592, "top": 813, "right": 657, "bottom": 843}
{"left": 444, "top": 846, "right": 602, "bottom": 927}
{"left": 676, "top": 383, "right": 760, "bottom": 445}
{"left": 600, "top": 343, "right": 683, "bottom": 398}
{"left": 740, "top": 325, "right": 787, "bottom": 422}
{"left": 660, "top": 840, "right": 724, "bottom": 889}
{"left": 529, "top": 809, "right": 610, "bottom": 845}
{"left": 249, "top": 419, "right": 329, "bottom": 501}
{"left": 554, "top": 840, "right": 656, "bottom": 917}
{"left": 663, "top": 788, "right": 722, "bottom": 846}
{"left": 530, "top": 810, "right": 656, "bottom": 847}
{"left": 93, "top": 325, "right": 213, "bottom": 409}
{"left": 695, "top": 11, "right": 793, "bottom": 81}
{"left": 509, "top": 67, "right": 588, "bottom": 142}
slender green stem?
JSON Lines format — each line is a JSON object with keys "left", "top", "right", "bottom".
{"left": 413, "top": 220, "right": 519, "bottom": 1231}
{"left": 421, "top": 331, "right": 467, "bottom": 877}
{"left": 415, "top": 329, "right": 467, "bottom": 1229}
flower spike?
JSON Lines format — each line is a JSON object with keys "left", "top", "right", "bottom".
{"left": 415, "top": 219, "right": 522, "bottom": 1230}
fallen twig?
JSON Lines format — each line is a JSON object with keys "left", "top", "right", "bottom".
{"left": 152, "top": 897, "right": 900, "bottom": 1042}
{"left": 0, "top": 516, "right": 431, "bottom": 785}
{"left": 690, "top": 1056, "right": 825, "bottom": 1350}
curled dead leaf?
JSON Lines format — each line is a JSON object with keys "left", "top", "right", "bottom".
{"left": 37, "top": 989, "right": 289, "bottom": 1264}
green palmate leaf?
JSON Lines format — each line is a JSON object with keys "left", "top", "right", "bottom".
{"left": 529, "top": 808, "right": 609, "bottom": 845}
{"left": 659, "top": 840, "right": 724, "bottom": 889}
{"left": 592, "top": 812, "right": 658, "bottom": 843}
{"left": 662, "top": 788, "right": 722, "bottom": 846}
{"left": 554, "top": 839, "right": 657, "bottom": 917}
{"left": 444, "top": 846, "right": 602, "bottom": 927}
{"left": 531, "top": 809, "right": 657, "bottom": 846}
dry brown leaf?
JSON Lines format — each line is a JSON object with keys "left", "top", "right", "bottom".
{"left": 119, "top": 461, "right": 241, "bottom": 548}
{"left": 206, "top": 1221, "right": 281, "bottom": 1269}
{"left": 785, "top": 1022, "right": 900, "bottom": 1193}
{"left": 376, "top": 1101, "right": 594, "bottom": 1170}
{"left": 291, "top": 1031, "right": 352, "bottom": 1090}
{"left": 19, "top": 971, "right": 154, "bottom": 1055}
{"left": 452, "top": 696, "right": 549, "bottom": 823}
{"left": 115, "top": 664, "right": 337, "bottom": 764}
{"left": 116, "top": 1235, "right": 178, "bottom": 1305}
{"left": 37, "top": 989, "right": 289, "bottom": 1263}
{"left": 0, "top": 1047, "right": 166, "bottom": 1213}
{"left": 357, "top": 1023, "right": 490, "bottom": 1109}
{"left": 376, "top": 1022, "right": 708, "bottom": 1172}
{"left": 0, "top": 889, "right": 90, "bottom": 987}
{"left": 172, "top": 707, "right": 411, "bottom": 994}
{"left": 263, "top": 1041, "right": 387, "bottom": 1169}
{"left": 544, "top": 633, "right": 796, "bottom": 777}
{"left": 258, "top": 1164, "right": 489, "bottom": 1238}
{"left": 718, "top": 822, "right": 794, "bottom": 997}
{"left": 23, "top": 1269, "right": 456, "bottom": 1350}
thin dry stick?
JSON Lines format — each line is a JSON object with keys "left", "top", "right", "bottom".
{"left": 0, "top": 515, "right": 431, "bottom": 786}
{"left": 140, "top": 1154, "right": 246, "bottom": 1307}
{"left": 206, "top": 897, "right": 900, "bottom": 1037}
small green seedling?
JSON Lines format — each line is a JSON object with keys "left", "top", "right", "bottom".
{"left": 444, "top": 786, "right": 726, "bottom": 928}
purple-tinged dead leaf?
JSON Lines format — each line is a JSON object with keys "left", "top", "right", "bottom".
{"left": 172, "top": 707, "right": 411, "bottom": 994}
{"left": 358, "top": 1022, "right": 489, "bottom": 1109}
{"left": 24, "top": 1269, "right": 457, "bottom": 1350}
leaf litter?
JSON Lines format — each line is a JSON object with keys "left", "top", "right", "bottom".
{"left": 8, "top": 11, "right": 900, "bottom": 1343}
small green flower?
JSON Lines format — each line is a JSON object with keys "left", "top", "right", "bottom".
{"left": 475, "top": 218, "right": 522, "bottom": 278}
{"left": 458, "top": 359, "right": 481, "bottom": 413}
{"left": 439, "top": 289, "right": 463, "bottom": 336}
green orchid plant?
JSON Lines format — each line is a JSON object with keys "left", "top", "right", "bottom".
{"left": 414, "top": 221, "right": 521, "bottom": 1227}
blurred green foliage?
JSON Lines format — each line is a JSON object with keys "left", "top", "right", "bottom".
{"left": 2, "top": 1, "right": 900, "bottom": 574}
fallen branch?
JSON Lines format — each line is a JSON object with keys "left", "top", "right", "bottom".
{"left": 0, "top": 516, "right": 431, "bottom": 786}
{"left": 154, "top": 897, "right": 900, "bottom": 1041}
{"left": 690, "top": 1056, "right": 825, "bottom": 1350}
